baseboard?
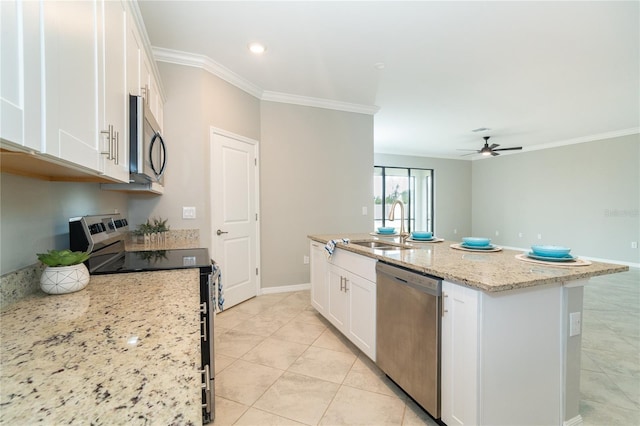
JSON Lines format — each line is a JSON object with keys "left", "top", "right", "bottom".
{"left": 563, "top": 414, "right": 583, "bottom": 426}
{"left": 260, "top": 282, "right": 311, "bottom": 295}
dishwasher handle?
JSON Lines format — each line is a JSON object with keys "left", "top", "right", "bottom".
{"left": 376, "top": 262, "right": 441, "bottom": 296}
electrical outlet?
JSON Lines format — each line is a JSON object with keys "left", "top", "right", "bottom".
{"left": 182, "top": 207, "right": 196, "bottom": 219}
{"left": 362, "top": 206, "right": 367, "bottom": 215}
{"left": 495, "top": 230, "right": 500, "bottom": 236}
{"left": 569, "top": 312, "right": 581, "bottom": 337}
{"left": 303, "top": 255, "right": 309, "bottom": 264}
{"left": 453, "top": 228, "right": 457, "bottom": 234}
{"left": 518, "top": 232, "right": 523, "bottom": 238}
{"left": 537, "top": 233, "right": 542, "bottom": 240}
{"left": 632, "top": 242, "right": 638, "bottom": 249}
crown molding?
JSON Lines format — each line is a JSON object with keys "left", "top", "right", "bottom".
{"left": 261, "top": 91, "right": 380, "bottom": 115}
{"left": 151, "top": 47, "right": 380, "bottom": 115}
{"left": 522, "top": 128, "right": 640, "bottom": 153}
{"left": 152, "top": 47, "right": 264, "bottom": 98}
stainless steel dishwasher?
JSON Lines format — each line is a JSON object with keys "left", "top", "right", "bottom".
{"left": 376, "top": 261, "right": 442, "bottom": 419}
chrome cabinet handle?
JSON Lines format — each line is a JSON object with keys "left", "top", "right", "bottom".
{"left": 200, "top": 302, "right": 207, "bottom": 314}
{"left": 201, "top": 319, "right": 207, "bottom": 341}
{"left": 201, "top": 364, "right": 210, "bottom": 390}
{"left": 114, "top": 131, "right": 119, "bottom": 164}
{"left": 216, "top": 229, "right": 228, "bottom": 236}
{"left": 100, "top": 125, "right": 112, "bottom": 157}
{"left": 442, "top": 291, "right": 448, "bottom": 317}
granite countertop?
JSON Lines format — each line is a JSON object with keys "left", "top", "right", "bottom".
{"left": 309, "top": 233, "right": 628, "bottom": 292}
{"left": 0, "top": 269, "right": 202, "bottom": 425}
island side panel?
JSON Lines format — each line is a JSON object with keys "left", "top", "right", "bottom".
{"left": 563, "top": 283, "right": 585, "bottom": 425}
{"left": 479, "top": 284, "right": 563, "bottom": 425}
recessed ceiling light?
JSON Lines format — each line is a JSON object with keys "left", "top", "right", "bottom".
{"left": 374, "top": 62, "right": 385, "bottom": 70}
{"left": 248, "top": 42, "right": 267, "bottom": 54}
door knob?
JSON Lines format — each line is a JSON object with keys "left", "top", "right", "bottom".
{"left": 216, "top": 229, "right": 228, "bottom": 236}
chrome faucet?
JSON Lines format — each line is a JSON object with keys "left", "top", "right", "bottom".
{"left": 388, "top": 200, "right": 409, "bottom": 242}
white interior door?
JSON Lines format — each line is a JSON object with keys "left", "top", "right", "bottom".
{"left": 211, "top": 128, "right": 260, "bottom": 310}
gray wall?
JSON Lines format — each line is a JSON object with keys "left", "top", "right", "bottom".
{"left": 261, "top": 102, "right": 374, "bottom": 288}
{"left": 129, "top": 62, "right": 261, "bottom": 252}
{"left": 471, "top": 134, "right": 639, "bottom": 264}
{"left": 374, "top": 154, "right": 472, "bottom": 241}
{"left": 0, "top": 173, "right": 128, "bottom": 274}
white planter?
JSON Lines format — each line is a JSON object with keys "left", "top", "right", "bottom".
{"left": 40, "top": 264, "right": 90, "bottom": 295}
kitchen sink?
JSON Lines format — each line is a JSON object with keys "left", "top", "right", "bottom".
{"left": 352, "top": 240, "right": 412, "bottom": 250}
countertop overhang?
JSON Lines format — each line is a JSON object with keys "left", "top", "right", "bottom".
{"left": 0, "top": 269, "right": 202, "bottom": 425}
{"left": 309, "top": 233, "right": 628, "bottom": 292}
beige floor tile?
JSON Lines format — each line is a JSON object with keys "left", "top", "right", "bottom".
{"left": 241, "top": 336, "right": 309, "bottom": 370}
{"left": 216, "top": 329, "right": 266, "bottom": 358}
{"left": 312, "top": 326, "right": 359, "bottom": 355}
{"left": 230, "top": 294, "right": 287, "bottom": 316}
{"left": 581, "top": 358, "right": 638, "bottom": 411}
{"left": 293, "top": 308, "right": 329, "bottom": 326}
{"left": 234, "top": 407, "right": 306, "bottom": 425}
{"left": 580, "top": 399, "right": 640, "bottom": 426}
{"left": 215, "top": 353, "right": 236, "bottom": 374}
{"left": 402, "top": 397, "right": 440, "bottom": 426}
{"left": 253, "top": 371, "right": 340, "bottom": 425}
{"left": 231, "top": 314, "right": 291, "bottom": 337}
{"left": 216, "top": 359, "right": 284, "bottom": 406}
{"left": 319, "top": 385, "right": 406, "bottom": 425}
{"left": 212, "top": 396, "right": 249, "bottom": 426}
{"left": 343, "top": 353, "right": 406, "bottom": 398}
{"left": 288, "top": 346, "right": 357, "bottom": 384}
{"left": 216, "top": 309, "right": 255, "bottom": 330}
{"left": 272, "top": 320, "right": 326, "bottom": 345}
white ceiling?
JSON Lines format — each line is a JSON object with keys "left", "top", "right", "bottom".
{"left": 138, "top": 1, "right": 639, "bottom": 159}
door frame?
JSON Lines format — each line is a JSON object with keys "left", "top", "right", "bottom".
{"left": 209, "top": 126, "right": 261, "bottom": 299}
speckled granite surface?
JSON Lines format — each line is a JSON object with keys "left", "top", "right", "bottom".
{"left": 0, "top": 262, "right": 46, "bottom": 310}
{"left": 0, "top": 269, "right": 202, "bottom": 425}
{"left": 309, "top": 233, "right": 628, "bottom": 292}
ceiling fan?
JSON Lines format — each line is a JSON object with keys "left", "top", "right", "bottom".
{"left": 461, "top": 136, "right": 522, "bottom": 157}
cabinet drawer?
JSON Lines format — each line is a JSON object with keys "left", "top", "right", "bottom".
{"left": 329, "top": 248, "right": 376, "bottom": 282}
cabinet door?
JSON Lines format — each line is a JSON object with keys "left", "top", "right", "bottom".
{"left": 347, "top": 273, "right": 376, "bottom": 360}
{"left": 1, "top": 0, "right": 41, "bottom": 151}
{"left": 42, "top": 0, "right": 100, "bottom": 171}
{"left": 310, "top": 242, "right": 328, "bottom": 314}
{"left": 441, "top": 281, "right": 479, "bottom": 426}
{"left": 126, "top": 11, "right": 142, "bottom": 97}
{"left": 327, "top": 265, "right": 348, "bottom": 332}
{"left": 98, "top": 0, "right": 128, "bottom": 182}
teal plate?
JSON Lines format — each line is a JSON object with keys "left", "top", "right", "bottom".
{"left": 527, "top": 252, "right": 576, "bottom": 262}
{"left": 461, "top": 243, "right": 495, "bottom": 250}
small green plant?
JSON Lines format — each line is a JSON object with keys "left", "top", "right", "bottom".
{"left": 134, "top": 217, "right": 170, "bottom": 235}
{"left": 37, "top": 249, "right": 90, "bottom": 267}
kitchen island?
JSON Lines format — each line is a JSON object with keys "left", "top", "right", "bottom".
{"left": 308, "top": 233, "right": 628, "bottom": 426}
{"left": 0, "top": 269, "right": 202, "bottom": 425}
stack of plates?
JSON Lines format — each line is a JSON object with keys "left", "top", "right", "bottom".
{"left": 410, "top": 231, "right": 434, "bottom": 241}
{"left": 527, "top": 245, "right": 575, "bottom": 262}
{"left": 460, "top": 237, "right": 495, "bottom": 250}
{"left": 376, "top": 227, "right": 396, "bottom": 235}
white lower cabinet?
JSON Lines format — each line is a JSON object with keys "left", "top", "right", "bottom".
{"left": 310, "top": 241, "right": 328, "bottom": 314}
{"left": 441, "top": 280, "right": 479, "bottom": 426}
{"left": 309, "top": 243, "right": 376, "bottom": 361}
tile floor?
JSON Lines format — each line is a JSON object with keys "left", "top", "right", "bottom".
{"left": 213, "top": 269, "right": 639, "bottom": 426}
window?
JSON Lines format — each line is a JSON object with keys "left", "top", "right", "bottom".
{"left": 373, "top": 166, "right": 434, "bottom": 232}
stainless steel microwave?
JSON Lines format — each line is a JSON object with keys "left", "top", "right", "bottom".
{"left": 129, "top": 95, "right": 166, "bottom": 184}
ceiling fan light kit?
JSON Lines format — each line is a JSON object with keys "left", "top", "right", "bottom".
{"left": 461, "top": 136, "right": 523, "bottom": 157}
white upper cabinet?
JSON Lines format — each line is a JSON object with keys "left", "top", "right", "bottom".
{"left": 97, "top": 0, "right": 128, "bottom": 182}
{"left": 0, "top": 0, "right": 42, "bottom": 151}
{"left": 1, "top": 0, "right": 163, "bottom": 183}
{"left": 42, "top": 0, "right": 101, "bottom": 171}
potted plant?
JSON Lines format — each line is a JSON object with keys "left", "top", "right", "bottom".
{"left": 133, "top": 217, "right": 170, "bottom": 245}
{"left": 37, "top": 249, "right": 91, "bottom": 295}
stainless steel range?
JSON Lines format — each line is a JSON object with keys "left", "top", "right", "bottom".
{"left": 69, "top": 214, "right": 217, "bottom": 423}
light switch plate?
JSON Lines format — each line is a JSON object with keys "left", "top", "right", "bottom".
{"left": 182, "top": 206, "right": 196, "bottom": 219}
{"left": 569, "top": 312, "right": 581, "bottom": 337}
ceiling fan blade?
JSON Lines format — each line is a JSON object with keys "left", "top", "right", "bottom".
{"left": 489, "top": 144, "right": 499, "bottom": 150}
{"left": 493, "top": 146, "right": 522, "bottom": 151}
{"left": 460, "top": 152, "right": 478, "bottom": 156}
{"left": 491, "top": 151, "right": 500, "bottom": 156}
{"left": 457, "top": 149, "right": 479, "bottom": 151}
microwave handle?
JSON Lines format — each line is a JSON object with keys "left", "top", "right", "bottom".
{"left": 149, "top": 133, "right": 167, "bottom": 179}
